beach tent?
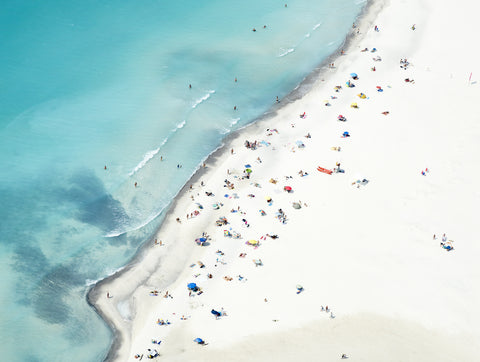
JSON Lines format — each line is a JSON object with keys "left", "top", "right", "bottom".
{"left": 296, "top": 140, "right": 305, "bottom": 148}
{"left": 187, "top": 283, "right": 197, "bottom": 290}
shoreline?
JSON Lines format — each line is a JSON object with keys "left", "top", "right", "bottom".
{"left": 89, "top": 0, "right": 480, "bottom": 360}
{"left": 87, "top": 2, "right": 381, "bottom": 359}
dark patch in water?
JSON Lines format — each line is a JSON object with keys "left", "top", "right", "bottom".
{"left": 33, "top": 265, "right": 83, "bottom": 324}
{"left": 64, "top": 170, "right": 130, "bottom": 236}
{"left": 11, "top": 244, "right": 50, "bottom": 276}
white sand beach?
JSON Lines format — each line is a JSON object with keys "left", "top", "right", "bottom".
{"left": 90, "top": 0, "right": 480, "bottom": 360}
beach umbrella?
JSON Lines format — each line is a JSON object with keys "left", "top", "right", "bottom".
{"left": 247, "top": 240, "right": 259, "bottom": 245}
{"left": 244, "top": 164, "right": 251, "bottom": 168}
{"left": 292, "top": 202, "right": 301, "bottom": 209}
{"left": 350, "top": 73, "right": 358, "bottom": 78}
{"left": 194, "top": 338, "right": 204, "bottom": 343}
{"left": 284, "top": 186, "right": 292, "bottom": 192}
{"left": 245, "top": 168, "right": 252, "bottom": 173}
{"left": 187, "top": 283, "right": 197, "bottom": 290}
{"left": 199, "top": 237, "right": 207, "bottom": 242}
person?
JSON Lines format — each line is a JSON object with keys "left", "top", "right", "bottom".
{"left": 412, "top": 24, "right": 416, "bottom": 30}
{"left": 276, "top": 96, "right": 279, "bottom": 103}
{"left": 234, "top": 106, "right": 237, "bottom": 110}
{"left": 134, "top": 182, "right": 138, "bottom": 187}
{"left": 252, "top": 28, "right": 256, "bottom": 32}
{"left": 231, "top": 148, "right": 234, "bottom": 155}
{"left": 104, "top": 165, "right": 107, "bottom": 170}
{"left": 374, "top": 25, "right": 378, "bottom": 31}
{"left": 176, "top": 217, "right": 181, "bottom": 223}
{"left": 107, "top": 292, "right": 111, "bottom": 298}
{"left": 235, "top": 77, "right": 237, "bottom": 82}
{"left": 189, "top": 84, "right": 192, "bottom": 89}
{"left": 341, "top": 354, "right": 347, "bottom": 359}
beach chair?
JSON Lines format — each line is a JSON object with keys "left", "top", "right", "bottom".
{"left": 253, "top": 259, "right": 263, "bottom": 267}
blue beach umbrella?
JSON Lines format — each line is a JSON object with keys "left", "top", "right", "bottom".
{"left": 199, "top": 237, "right": 207, "bottom": 242}
{"left": 350, "top": 72, "right": 358, "bottom": 78}
{"left": 187, "top": 283, "right": 197, "bottom": 290}
{"left": 194, "top": 338, "right": 204, "bottom": 343}
{"left": 244, "top": 164, "right": 251, "bottom": 168}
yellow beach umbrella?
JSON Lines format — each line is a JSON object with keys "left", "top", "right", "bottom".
{"left": 248, "top": 240, "right": 259, "bottom": 245}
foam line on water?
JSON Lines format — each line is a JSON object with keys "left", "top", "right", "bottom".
{"left": 104, "top": 204, "right": 168, "bottom": 238}
{"left": 278, "top": 48, "right": 295, "bottom": 57}
{"left": 128, "top": 120, "right": 187, "bottom": 177}
{"left": 192, "top": 90, "right": 215, "bottom": 109}
{"left": 278, "top": 22, "right": 323, "bottom": 58}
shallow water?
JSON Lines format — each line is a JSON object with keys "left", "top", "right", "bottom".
{"left": 0, "top": 0, "right": 364, "bottom": 360}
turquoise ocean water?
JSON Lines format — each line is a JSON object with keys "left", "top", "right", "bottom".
{"left": 0, "top": 0, "right": 365, "bottom": 360}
